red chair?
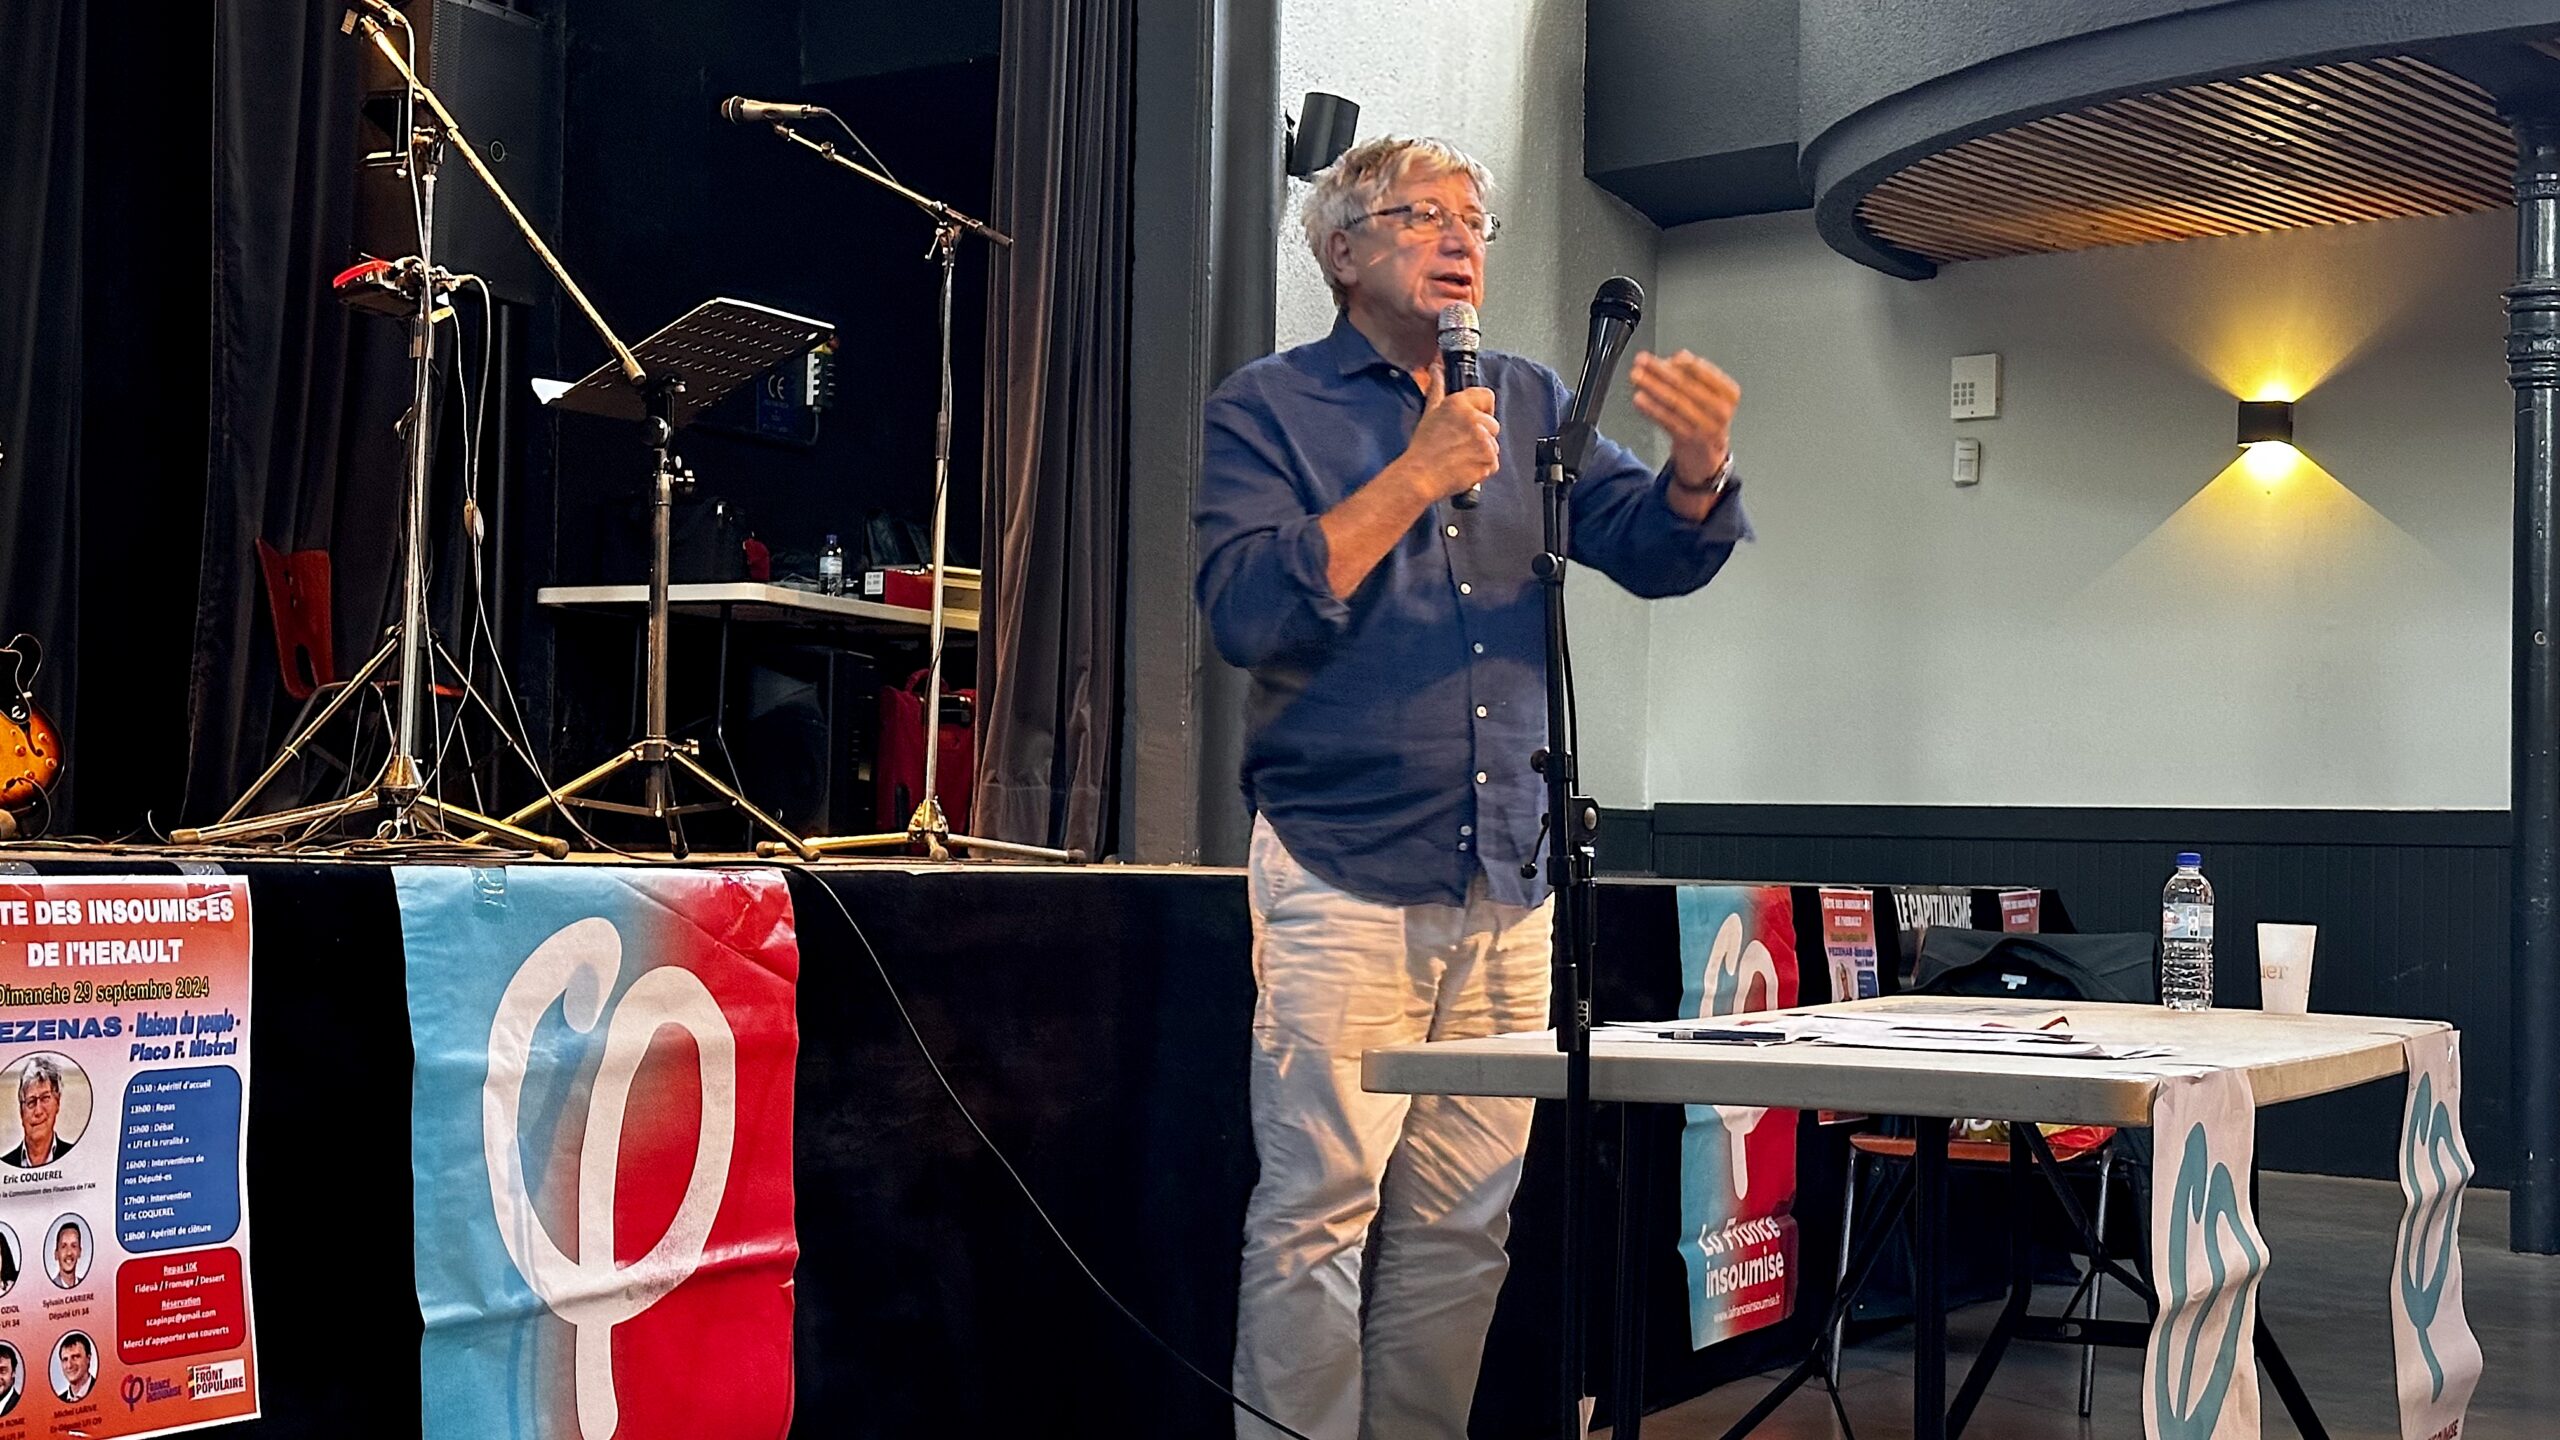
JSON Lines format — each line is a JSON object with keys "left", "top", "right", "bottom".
{"left": 255, "top": 540, "right": 335, "bottom": 699}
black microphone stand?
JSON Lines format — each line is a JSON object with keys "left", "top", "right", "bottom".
{"left": 1531, "top": 429, "right": 1601, "bottom": 1439}
{"left": 748, "top": 120, "right": 1081, "bottom": 864}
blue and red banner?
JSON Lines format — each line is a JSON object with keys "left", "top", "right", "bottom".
{"left": 1673, "top": 885, "right": 1802, "bottom": 1349}
{"left": 400, "top": 867, "right": 800, "bottom": 1440}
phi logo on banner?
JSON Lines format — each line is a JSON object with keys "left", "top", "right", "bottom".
{"left": 2393, "top": 1031, "right": 2481, "bottom": 1440}
{"left": 1702, "top": 912, "right": 1779, "bottom": 1196}
{"left": 2145, "top": 1069, "right": 2268, "bottom": 1440}
{"left": 482, "top": 918, "right": 739, "bottom": 1440}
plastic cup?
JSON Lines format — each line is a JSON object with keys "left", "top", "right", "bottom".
{"left": 2257, "top": 923, "right": 2317, "bottom": 1014}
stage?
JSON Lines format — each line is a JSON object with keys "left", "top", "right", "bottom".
{"left": 0, "top": 850, "right": 2019, "bottom": 1438}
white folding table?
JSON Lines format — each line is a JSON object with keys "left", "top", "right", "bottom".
{"left": 1364, "top": 996, "right": 2453, "bottom": 1439}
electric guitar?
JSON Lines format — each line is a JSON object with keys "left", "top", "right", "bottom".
{"left": 0, "top": 634, "right": 62, "bottom": 818}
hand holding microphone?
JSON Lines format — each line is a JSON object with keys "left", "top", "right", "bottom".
{"left": 1400, "top": 363, "right": 1500, "bottom": 508}
{"left": 1437, "top": 302, "right": 1490, "bottom": 508}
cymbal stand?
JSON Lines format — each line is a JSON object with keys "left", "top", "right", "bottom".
{"left": 177, "top": 10, "right": 566, "bottom": 855}
{"left": 751, "top": 120, "right": 1081, "bottom": 863}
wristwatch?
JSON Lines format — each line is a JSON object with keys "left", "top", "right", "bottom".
{"left": 1679, "top": 451, "right": 1737, "bottom": 503}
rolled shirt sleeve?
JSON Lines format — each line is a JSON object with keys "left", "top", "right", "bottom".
{"left": 1194, "top": 382, "right": 1355, "bottom": 670}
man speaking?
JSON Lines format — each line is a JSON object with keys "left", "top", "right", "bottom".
{"left": 1196, "top": 136, "right": 1752, "bottom": 1439}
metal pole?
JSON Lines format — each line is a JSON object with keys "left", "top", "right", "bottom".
{"left": 2510, "top": 111, "right": 2560, "bottom": 1254}
{"left": 384, "top": 149, "right": 440, "bottom": 809}
{"left": 917, "top": 224, "right": 962, "bottom": 832}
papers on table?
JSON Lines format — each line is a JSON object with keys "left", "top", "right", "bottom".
{"left": 1599, "top": 1008, "right": 2177, "bottom": 1061}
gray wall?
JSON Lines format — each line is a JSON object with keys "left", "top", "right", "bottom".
{"left": 1618, "top": 206, "right": 2513, "bottom": 808}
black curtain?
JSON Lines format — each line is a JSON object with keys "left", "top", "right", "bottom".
{"left": 0, "top": 0, "right": 87, "bottom": 826}
{"left": 976, "top": 0, "right": 1135, "bottom": 856}
{"left": 0, "top": 3, "right": 207, "bottom": 838}
{"left": 191, "top": 0, "right": 409, "bottom": 822}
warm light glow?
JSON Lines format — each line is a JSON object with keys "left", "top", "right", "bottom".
{"left": 2081, "top": 450, "right": 2444, "bottom": 610}
{"left": 2240, "top": 439, "right": 2301, "bottom": 485}
{"left": 2141, "top": 234, "right": 2412, "bottom": 401}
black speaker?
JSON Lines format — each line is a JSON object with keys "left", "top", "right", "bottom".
{"left": 355, "top": 0, "right": 562, "bottom": 306}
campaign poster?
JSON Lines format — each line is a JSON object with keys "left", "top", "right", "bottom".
{"left": 400, "top": 867, "right": 801, "bottom": 1440}
{"left": 1816, "top": 888, "right": 1879, "bottom": 1003}
{"left": 0, "top": 876, "right": 258, "bottom": 1438}
{"left": 1672, "top": 885, "right": 1801, "bottom": 1349}
{"left": 2000, "top": 890, "right": 2043, "bottom": 934}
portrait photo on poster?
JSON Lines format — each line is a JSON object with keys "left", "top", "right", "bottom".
{"left": 0, "top": 1340, "right": 23, "bottom": 1415}
{"left": 44, "top": 1215, "right": 89, "bottom": 1291}
{"left": 50, "top": 1330, "right": 94, "bottom": 1404}
{"left": 0, "top": 1053, "right": 91, "bottom": 1171}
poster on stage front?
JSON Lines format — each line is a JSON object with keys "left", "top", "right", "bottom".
{"left": 1672, "top": 885, "right": 1800, "bottom": 1350}
{"left": 401, "top": 866, "right": 800, "bottom": 1440}
{"left": 0, "top": 875, "right": 259, "bottom": 1438}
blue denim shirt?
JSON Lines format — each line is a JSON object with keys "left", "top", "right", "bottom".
{"left": 1195, "top": 314, "right": 1750, "bottom": 907}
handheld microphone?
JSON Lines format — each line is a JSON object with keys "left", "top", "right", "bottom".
{"left": 1438, "top": 301, "right": 1484, "bottom": 510}
{"left": 720, "top": 97, "right": 829, "bottom": 124}
{"left": 1559, "top": 277, "right": 1644, "bottom": 474}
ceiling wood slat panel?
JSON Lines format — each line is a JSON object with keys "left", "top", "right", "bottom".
{"left": 1855, "top": 56, "right": 2516, "bottom": 266}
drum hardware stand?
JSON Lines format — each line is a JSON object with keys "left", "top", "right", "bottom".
{"left": 749, "top": 120, "right": 1082, "bottom": 863}
{"left": 176, "top": 7, "right": 613, "bottom": 856}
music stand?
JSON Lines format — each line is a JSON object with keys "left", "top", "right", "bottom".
{"left": 474, "top": 298, "right": 830, "bottom": 859}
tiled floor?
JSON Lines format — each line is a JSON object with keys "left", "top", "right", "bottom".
{"left": 1612, "top": 1172, "right": 2560, "bottom": 1439}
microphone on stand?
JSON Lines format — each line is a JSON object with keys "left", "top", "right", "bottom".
{"left": 1559, "top": 276, "right": 1644, "bottom": 474}
{"left": 720, "top": 96, "right": 830, "bottom": 124}
{"left": 1438, "top": 301, "right": 1484, "bottom": 510}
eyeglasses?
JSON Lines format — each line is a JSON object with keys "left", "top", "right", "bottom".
{"left": 1354, "top": 200, "right": 1501, "bottom": 245}
{"left": 18, "top": 1090, "right": 53, "bottom": 1110}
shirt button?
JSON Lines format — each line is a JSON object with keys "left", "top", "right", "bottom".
{"left": 1472, "top": 643, "right": 1484, "bottom": 654}
{"left": 1459, "top": 582, "right": 1473, "bottom": 595}
{"left": 1444, "top": 524, "right": 1459, "bottom": 538}
{"left": 1475, "top": 771, "right": 1489, "bottom": 785}
{"left": 1459, "top": 841, "right": 1472, "bottom": 852}
{"left": 1475, "top": 705, "right": 1489, "bottom": 718}
{"left": 1460, "top": 825, "right": 1474, "bottom": 836}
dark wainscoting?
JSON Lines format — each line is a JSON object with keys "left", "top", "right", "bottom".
{"left": 1599, "top": 804, "right": 2514, "bottom": 1188}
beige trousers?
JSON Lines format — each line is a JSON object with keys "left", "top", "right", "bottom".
{"left": 1233, "top": 816, "right": 1554, "bottom": 1440}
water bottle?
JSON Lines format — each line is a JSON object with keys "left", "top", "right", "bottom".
{"left": 818, "top": 534, "right": 846, "bottom": 595}
{"left": 2161, "top": 851, "right": 2215, "bottom": 1011}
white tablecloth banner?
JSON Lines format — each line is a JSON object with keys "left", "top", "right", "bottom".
{"left": 2392, "top": 1031, "right": 2480, "bottom": 1440}
{"left": 2146, "top": 1067, "right": 2268, "bottom": 1440}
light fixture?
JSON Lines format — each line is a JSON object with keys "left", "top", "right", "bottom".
{"left": 2237, "top": 399, "right": 2294, "bottom": 448}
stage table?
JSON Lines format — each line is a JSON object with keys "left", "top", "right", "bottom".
{"left": 1366, "top": 996, "right": 2463, "bottom": 1440}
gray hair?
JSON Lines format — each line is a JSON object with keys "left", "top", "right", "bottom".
{"left": 16, "top": 1058, "right": 58, "bottom": 1104}
{"left": 1301, "top": 136, "right": 1496, "bottom": 305}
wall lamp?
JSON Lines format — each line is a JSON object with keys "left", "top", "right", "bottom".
{"left": 2237, "top": 399, "right": 2295, "bottom": 447}
{"left": 2238, "top": 398, "right": 2299, "bottom": 482}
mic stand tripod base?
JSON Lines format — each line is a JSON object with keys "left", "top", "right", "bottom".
{"left": 171, "top": 781, "right": 569, "bottom": 858}
{"left": 473, "top": 739, "right": 820, "bottom": 863}
{"left": 171, "top": 635, "right": 570, "bottom": 858}
{"left": 754, "top": 796, "right": 1086, "bottom": 864}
